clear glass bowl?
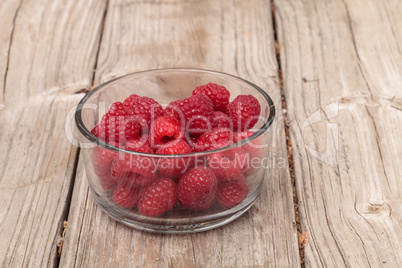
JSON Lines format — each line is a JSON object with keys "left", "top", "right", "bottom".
{"left": 75, "top": 68, "right": 275, "bottom": 233}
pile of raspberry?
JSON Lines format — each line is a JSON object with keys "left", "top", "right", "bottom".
{"left": 91, "top": 83, "right": 262, "bottom": 217}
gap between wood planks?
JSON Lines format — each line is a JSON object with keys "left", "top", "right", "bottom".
{"left": 3, "top": 0, "right": 23, "bottom": 103}
{"left": 73, "top": 0, "right": 110, "bottom": 95}
{"left": 89, "top": 0, "right": 110, "bottom": 92}
{"left": 55, "top": 149, "right": 80, "bottom": 267}
{"left": 270, "top": 1, "right": 305, "bottom": 266}
{"left": 55, "top": 0, "right": 109, "bottom": 264}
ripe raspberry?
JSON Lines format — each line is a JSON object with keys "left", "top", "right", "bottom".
{"left": 126, "top": 96, "right": 164, "bottom": 130}
{"left": 111, "top": 140, "right": 156, "bottom": 182}
{"left": 92, "top": 142, "right": 119, "bottom": 172}
{"left": 156, "top": 140, "right": 193, "bottom": 178}
{"left": 208, "top": 147, "right": 247, "bottom": 181}
{"left": 122, "top": 94, "right": 140, "bottom": 108}
{"left": 98, "top": 102, "right": 142, "bottom": 144}
{"left": 125, "top": 136, "right": 152, "bottom": 152}
{"left": 124, "top": 141, "right": 155, "bottom": 179}
{"left": 164, "top": 94, "right": 214, "bottom": 135}
{"left": 111, "top": 160, "right": 156, "bottom": 186}
{"left": 177, "top": 167, "right": 218, "bottom": 210}
{"left": 235, "top": 131, "right": 262, "bottom": 158}
{"left": 91, "top": 125, "right": 100, "bottom": 137}
{"left": 234, "top": 131, "right": 262, "bottom": 176}
{"left": 92, "top": 142, "right": 120, "bottom": 190}
{"left": 98, "top": 173, "right": 117, "bottom": 191}
{"left": 227, "top": 95, "right": 261, "bottom": 131}
{"left": 132, "top": 174, "right": 155, "bottom": 186}
{"left": 110, "top": 156, "right": 128, "bottom": 180}
{"left": 234, "top": 130, "right": 254, "bottom": 142}
{"left": 138, "top": 178, "right": 178, "bottom": 217}
{"left": 149, "top": 116, "right": 184, "bottom": 149}
{"left": 113, "top": 178, "right": 144, "bottom": 208}
{"left": 108, "top": 101, "right": 128, "bottom": 116}
{"left": 186, "top": 134, "right": 200, "bottom": 150}
{"left": 156, "top": 139, "right": 192, "bottom": 155}
{"left": 194, "top": 127, "right": 235, "bottom": 152}
{"left": 192, "top": 83, "right": 230, "bottom": 112}
{"left": 217, "top": 175, "right": 249, "bottom": 207}
{"left": 212, "top": 111, "right": 232, "bottom": 129}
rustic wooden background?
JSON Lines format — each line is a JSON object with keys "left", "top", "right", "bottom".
{"left": 0, "top": 0, "right": 401, "bottom": 267}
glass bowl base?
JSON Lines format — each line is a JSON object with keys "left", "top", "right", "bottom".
{"left": 90, "top": 188, "right": 257, "bottom": 234}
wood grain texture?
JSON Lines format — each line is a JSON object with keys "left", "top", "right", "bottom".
{"left": 0, "top": 95, "right": 81, "bottom": 268}
{"left": 0, "top": 0, "right": 23, "bottom": 107}
{"left": 0, "top": 0, "right": 107, "bottom": 266}
{"left": 2, "top": 0, "right": 107, "bottom": 105}
{"left": 275, "top": 0, "right": 402, "bottom": 266}
{"left": 61, "top": 0, "right": 300, "bottom": 267}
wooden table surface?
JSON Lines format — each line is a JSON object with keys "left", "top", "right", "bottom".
{"left": 1, "top": 0, "right": 401, "bottom": 267}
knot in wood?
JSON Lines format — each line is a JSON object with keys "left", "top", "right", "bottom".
{"left": 361, "top": 202, "right": 391, "bottom": 217}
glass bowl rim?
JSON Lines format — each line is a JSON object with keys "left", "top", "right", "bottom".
{"left": 75, "top": 68, "right": 276, "bottom": 158}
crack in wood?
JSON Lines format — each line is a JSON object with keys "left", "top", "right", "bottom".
{"left": 54, "top": 148, "right": 80, "bottom": 267}
{"left": 74, "top": 89, "right": 90, "bottom": 95}
{"left": 364, "top": 106, "right": 392, "bottom": 190}
{"left": 321, "top": 194, "right": 349, "bottom": 267}
{"left": 271, "top": 0, "right": 304, "bottom": 266}
{"left": 341, "top": 0, "right": 374, "bottom": 95}
{"left": 90, "top": 0, "right": 110, "bottom": 90}
{"left": 2, "top": 0, "right": 24, "bottom": 106}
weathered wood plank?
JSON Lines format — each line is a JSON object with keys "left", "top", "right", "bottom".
{"left": 0, "top": 0, "right": 22, "bottom": 107}
{"left": 0, "top": 0, "right": 107, "bottom": 266}
{"left": 0, "top": 95, "right": 81, "bottom": 267}
{"left": 275, "top": 0, "right": 402, "bottom": 266}
{"left": 3, "top": 0, "right": 107, "bottom": 105}
{"left": 61, "top": 0, "right": 300, "bottom": 267}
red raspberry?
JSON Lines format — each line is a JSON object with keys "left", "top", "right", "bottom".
{"left": 92, "top": 142, "right": 120, "bottom": 190}
{"left": 164, "top": 94, "right": 214, "bottom": 135}
{"left": 235, "top": 131, "right": 262, "bottom": 158}
{"left": 217, "top": 175, "right": 249, "bottom": 207}
{"left": 212, "top": 111, "right": 232, "bottom": 129}
{"left": 234, "top": 131, "right": 262, "bottom": 176}
{"left": 99, "top": 102, "right": 142, "bottom": 144}
{"left": 98, "top": 173, "right": 117, "bottom": 191}
{"left": 125, "top": 136, "right": 152, "bottom": 152}
{"left": 194, "top": 127, "right": 235, "bottom": 152}
{"left": 138, "top": 178, "right": 178, "bottom": 217}
{"left": 113, "top": 178, "right": 144, "bottom": 208}
{"left": 234, "top": 130, "right": 254, "bottom": 142}
{"left": 111, "top": 158, "right": 156, "bottom": 185}
{"left": 227, "top": 95, "right": 261, "bottom": 131}
{"left": 156, "top": 139, "right": 192, "bottom": 154}
{"left": 149, "top": 116, "right": 184, "bottom": 149}
{"left": 122, "top": 94, "right": 140, "bottom": 108}
{"left": 134, "top": 174, "right": 156, "bottom": 186}
{"left": 108, "top": 101, "right": 128, "bottom": 116}
{"left": 208, "top": 147, "right": 247, "bottom": 181}
{"left": 92, "top": 142, "right": 119, "bottom": 171}
{"left": 156, "top": 140, "right": 193, "bottom": 178}
{"left": 110, "top": 156, "right": 128, "bottom": 181}
{"left": 99, "top": 102, "right": 128, "bottom": 140}
{"left": 177, "top": 167, "right": 218, "bottom": 210}
{"left": 112, "top": 166, "right": 155, "bottom": 186}
{"left": 91, "top": 125, "right": 100, "bottom": 137}
{"left": 126, "top": 96, "right": 164, "bottom": 130}
{"left": 186, "top": 134, "right": 200, "bottom": 150}
{"left": 192, "top": 83, "right": 230, "bottom": 112}
{"left": 125, "top": 141, "right": 155, "bottom": 178}
{"left": 110, "top": 140, "right": 156, "bottom": 182}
